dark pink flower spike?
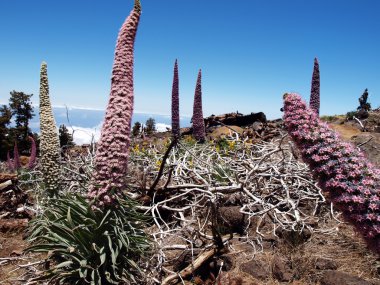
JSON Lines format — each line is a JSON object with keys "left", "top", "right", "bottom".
{"left": 309, "top": 57, "right": 320, "bottom": 115}
{"left": 171, "top": 59, "right": 180, "bottom": 139}
{"left": 13, "top": 142, "right": 21, "bottom": 170}
{"left": 89, "top": 0, "right": 142, "bottom": 206}
{"left": 283, "top": 93, "right": 380, "bottom": 255}
{"left": 192, "top": 69, "right": 205, "bottom": 142}
{"left": 6, "top": 151, "right": 14, "bottom": 172}
{"left": 28, "top": 136, "right": 37, "bottom": 169}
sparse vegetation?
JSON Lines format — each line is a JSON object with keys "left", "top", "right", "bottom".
{"left": 1, "top": 1, "right": 380, "bottom": 285}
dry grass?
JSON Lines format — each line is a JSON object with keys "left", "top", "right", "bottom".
{"left": 328, "top": 123, "right": 361, "bottom": 140}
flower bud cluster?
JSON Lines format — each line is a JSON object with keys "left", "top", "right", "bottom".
{"left": 283, "top": 93, "right": 380, "bottom": 254}
{"left": 39, "top": 62, "right": 61, "bottom": 196}
{"left": 192, "top": 69, "right": 205, "bottom": 142}
{"left": 89, "top": 0, "right": 141, "bottom": 206}
{"left": 171, "top": 59, "right": 180, "bottom": 139}
{"left": 28, "top": 136, "right": 37, "bottom": 169}
{"left": 309, "top": 58, "right": 320, "bottom": 115}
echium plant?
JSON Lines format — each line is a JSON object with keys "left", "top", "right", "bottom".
{"left": 26, "top": 3, "right": 149, "bottom": 285}
{"left": 13, "top": 142, "right": 21, "bottom": 170}
{"left": 6, "top": 151, "right": 14, "bottom": 172}
{"left": 283, "top": 93, "right": 380, "bottom": 254}
{"left": 6, "top": 143, "right": 21, "bottom": 172}
{"left": 89, "top": 0, "right": 142, "bottom": 206}
{"left": 309, "top": 57, "right": 320, "bottom": 115}
{"left": 28, "top": 135, "right": 37, "bottom": 169}
{"left": 171, "top": 59, "right": 180, "bottom": 139}
{"left": 39, "top": 62, "right": 61, "bottom": 196}
{"left": 192, "top": 69, "right": 206, "bottom": 142}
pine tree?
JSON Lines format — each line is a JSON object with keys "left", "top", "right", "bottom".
{"left": 0, "top": 105, "right": 12, "bottom": 160}
{"left": 145, "top": 118, "right": 156, "bottom": 135}
{"left": 132, "top": 121, "right": 141, "bottom": 137}
{"left": 356, "top": 89, "right": 371, "bottom": 119}
{"left": 8, "top": 91, "right": 34, "bottom": 153}
{"left": 59, "top": 124, "right": 74, "bottom": 147}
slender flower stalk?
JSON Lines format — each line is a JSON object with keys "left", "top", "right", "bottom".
{"left": 6, "top": 151, "right": 14, "bottom": 172}
{"left": 28, "top": 135, "right": 37, "bottom": 169}
{"left": 171, "top": 59, "right": 180, "bottom": 139}
{"left": 283, "top": 93, "right": 380, "bottom": 254}
{"left": 13, "top": 142, "right": 21, "bottom": 170}
{"left": 309, "top": 57, "right": 320, "bottom": 115}
{"left": 192, "top": 69, "right": 205, "bottom": 142}
{"left": 89, "top": 0, "right": 142, "bottom": 206}
{"left": 39, "top": 62, "right": 61, "bottom": 196}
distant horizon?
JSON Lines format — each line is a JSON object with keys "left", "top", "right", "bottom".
{"left": 25, "top": 106, "right": 192, "bottom": 145}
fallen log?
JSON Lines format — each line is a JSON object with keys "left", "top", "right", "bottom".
{"left": 0, "top": 173, "right": 17, "bottom": 183}
{"left": 0, "top": 180, "right": 12, "bottom": 191}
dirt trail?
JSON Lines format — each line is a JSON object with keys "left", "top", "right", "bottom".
{"left": 328, "top": 123, "right": 361, "bottom": 140}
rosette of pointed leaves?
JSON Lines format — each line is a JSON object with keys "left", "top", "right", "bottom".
{"left": 13, "top": 142, "right": 21, "bottom": 170}
{"left": 192, "top": 69, "right": 206, "bottom": 142}
{"left": 28, "top": 136, "right": 37, "bottom": 169}
{"left": 89, "top": 0, "right": 141, "bottom": 205}
{"left": 26, "top": 193, "right": 149, "bottom": 284}
{"left": 171, "top": 59, "right": 180, "bottom": 139}
{"left": 309, "top": 57, "right": 320, "bottom": 115}
{"left": 39, "top": 62, "right": 61, "bottom": 196}
{"left": 283, "top": 93, "right": 380, "bottom": 254}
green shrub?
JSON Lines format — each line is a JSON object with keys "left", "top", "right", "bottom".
{"left": 216, "top": 138, "right": 229, "bottom": 150}
{"left": 346, "top": 110, "right": 357, "bottom": 120}
{"left": 320, "top": 115, "right": 336, "bottom": 122}
{"left": 26, "top": 193, "right": 150, "bottom": 284}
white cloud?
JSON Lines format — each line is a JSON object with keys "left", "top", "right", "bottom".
{"left": 67, "top": 122, "right": 171, "bottom": 145}
{"left": 67, "top": 125, "right": 101, "bottom": 145}
{"left": 156, "top": 123, "right": 171, "bottom": 132}
{"left": 52, "top": 105, "right": 105, "bottom": 111}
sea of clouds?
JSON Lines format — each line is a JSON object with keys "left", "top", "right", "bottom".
{"left": 29, "top": 106, "right": 191, "bottom": 145}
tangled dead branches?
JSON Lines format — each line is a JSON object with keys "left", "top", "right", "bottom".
{"left": 126, "top": 133, "right": 333, "bottom": 284}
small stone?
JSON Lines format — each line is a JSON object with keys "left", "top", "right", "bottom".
{"left": 16, "top": 206, "right": 25, "bottom": 212}
{"left": 10, "top": 250, "right": 23, "bottom": 256}
{"left": 241, "top": 259, "right": 269, "bottom": 280}
{"left": 320, "top": 270, "right": 372, "bottom": 285}
{"left": 252, "top": 121, "right": 264, "bottom": 132}
{"left": 217, "top": 206, "right": 247, "bottom": 234}
{"left": 272, "top": 256, "right": 293, "bottom": 282}
{"left": 315, "top": 258, "right": 338, "bottom": 270}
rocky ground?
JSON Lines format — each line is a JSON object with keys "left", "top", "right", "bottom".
{"left": 1, "top": 112, "right": 380, "bottom": 285}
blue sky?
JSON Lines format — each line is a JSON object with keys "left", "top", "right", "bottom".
{"left": 0, "top": 0, "right": 379, "bottom": 119}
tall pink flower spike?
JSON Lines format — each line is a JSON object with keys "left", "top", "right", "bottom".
{"left": 192, "top": 69, "right": 206, "bottom": 142}
{"left": 284, "top": 93, "right": 380, "bottom": 254}
{"left": 89, "top": 0, "right": 142, "bottom": 206}
{"left": 309, "top": 58, "right": 320, "bottom": 115}
{"left": 171, "top": 59, "right": 180, "bottom": 139}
